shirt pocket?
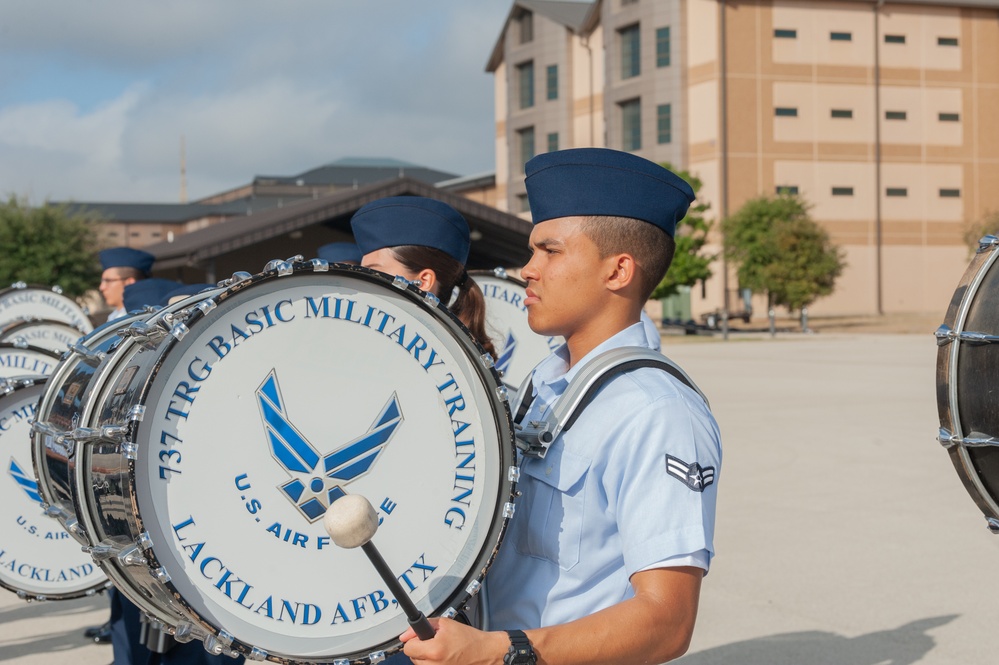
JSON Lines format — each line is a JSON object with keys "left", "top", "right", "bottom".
{"left": 513, "top": 446, "right": 591, "bottom": 571}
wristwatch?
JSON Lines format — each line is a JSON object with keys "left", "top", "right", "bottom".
{"left": 503, "top": 629, "right": 537, "bottom": 665}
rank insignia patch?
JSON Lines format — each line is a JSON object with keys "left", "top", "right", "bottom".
{"left": 665, "top": 454, "right": 715, "bottom": 492}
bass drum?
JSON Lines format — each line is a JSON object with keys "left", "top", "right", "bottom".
{"left": 70, "top": 260, "right": 516, "bottom": 663}
{"left": 0, "top": 375, "right": 110, "bottom": 600}
{"left": 471, "top": 268, "right": 561, "bottom": 392}
{"left": 0, "top": 342, "right": 61, "bottom": 378}
{"left": 31, "top": 291, "right": 225, "bottom": 638}
{"left": 937, "top": 235, "right": 999, "bottom": 531}
{"left": 1, "top": 318, "right": 88, "bottom": 353}
{"left": 0, "top": 283, "right": 93, "bottom": 334}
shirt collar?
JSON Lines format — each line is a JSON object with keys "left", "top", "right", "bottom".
{"left": 531, "top": 322, "right": 655, "bottom": 405}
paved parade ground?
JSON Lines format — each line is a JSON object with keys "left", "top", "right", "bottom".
{"left": 2, "top": 330, "right": 995, "bottom": 664}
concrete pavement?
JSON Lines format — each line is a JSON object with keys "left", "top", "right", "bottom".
{"left": 2, "top": 332, "right": 994, "bottom": 664}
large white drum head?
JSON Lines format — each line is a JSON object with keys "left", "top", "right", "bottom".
{"left": 0, "top": 343, "right": 61, "bottom": 378}
{"left": 472, "top": 270, "right": 561, "bottom": 390}
{"left": 0, "top": 377, "right": 108, "bottom": 599}
{"left": 133, "top": 268, "right": 514, "bottom": 661}
{"left": 0, "top": 285, "right": 93, "bottom": 333}
{"left": 1, "top": 319, "right": 87, "bottom": 353}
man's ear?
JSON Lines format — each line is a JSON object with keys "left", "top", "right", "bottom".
{"left": 605, "top": 253, "right": 638, "bottom": 293}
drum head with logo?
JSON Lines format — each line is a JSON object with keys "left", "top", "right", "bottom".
{"left": 0, "top": 342, "right": 61, "bottom": 379}
{"left": 0, "top": 284, "right": 93, "bottom": 334}
{"left": 937, "top": 236, "right": 999, "bottom": 529}
{"left": 0, "top": 376, "right": 109, "bottom": 600}
{"left": 94, "top": 263, "right": 515, "bottom": 662}
{"left": 471, "top": 268, "right": 561, "bottom": 391}
{"left": 0, "top": 319, "right": 87, "bottom": 353}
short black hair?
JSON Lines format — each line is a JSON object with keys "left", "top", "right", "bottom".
{"left": 579, "top": 216, "right": 675, "bottom": 301}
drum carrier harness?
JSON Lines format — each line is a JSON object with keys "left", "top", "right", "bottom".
{"left": 511, "top": 346, "right": 709, "bottom": 458}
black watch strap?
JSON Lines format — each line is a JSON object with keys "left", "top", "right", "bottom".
{"left": 504, "top": 629, "right": 536, "bottom": 665}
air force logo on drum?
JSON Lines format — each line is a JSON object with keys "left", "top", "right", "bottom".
{"left": 256, "top": 369, "right": 403, "bottom": 522}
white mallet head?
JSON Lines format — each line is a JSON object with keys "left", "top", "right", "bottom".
{"left": 323, "top": 494, "right": 379, "bottom": 549}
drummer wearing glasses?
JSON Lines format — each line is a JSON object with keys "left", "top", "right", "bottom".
{"left": 98, "top": 247, "right": 154, "bottom": 322}
{"left": 399, "top": 149, "right": 722, "bottom": 665}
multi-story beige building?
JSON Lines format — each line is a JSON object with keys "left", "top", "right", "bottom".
{"left": 488, "top": 0, "right": 999, "bottom": 317}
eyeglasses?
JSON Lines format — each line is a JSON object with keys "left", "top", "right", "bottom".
{"left": 100, "top": 277, "right": 125, "bottom": 284}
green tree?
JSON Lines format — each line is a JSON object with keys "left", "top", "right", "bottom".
{"left": 0, "top": 197, "right": 103, "bottom": 297}
{"left": 963, "top": 210, "right": 999, "bottom": 254}
{"left": 651, "top": 164, "right": 714, "bottom": 299}
{"left": 722, "top": 193, "right": 845, "bottom": 312}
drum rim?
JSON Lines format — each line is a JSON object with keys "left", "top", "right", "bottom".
{"left": 942, "top": 244, "right": 999, "bottom": 522}
{"left": 0, "top": 341, "right": 63, "bottom": 360}
{"left": 98, "top": 263, "right": 516, "bottom": 662}
{"left": 0, "top": 374, "right": 111, "bottom": 600}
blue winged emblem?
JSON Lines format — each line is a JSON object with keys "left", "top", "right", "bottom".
{"left": 9, "top": 457, "right": 43, "bottom": 505}
{"left": 256, "top": 370, "right": 403, "bottom": 522}
{"left": 495, "top": 329, "right": 517, "bottom": 376}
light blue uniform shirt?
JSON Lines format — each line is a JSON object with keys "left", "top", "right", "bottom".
{"left": 485, "top": 322, "right": 721, "bottom": 630}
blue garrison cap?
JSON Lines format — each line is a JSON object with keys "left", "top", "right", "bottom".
{"left": 123, "top": 278, "right": 182, "bottom": 312}
{"left": 317, "top": 242, "right": 362, "bottom": 265}
{"left": 524, "top": 148, "right": 695, "bottom": 237}
{"left": 99, "top": 247, "right": 155, "bottom": 274}
{"left": 350, "top": 196, "right": 470, "bottom": 264}
{"left": 161, "top": 283, "right": 216, "bottom": 305}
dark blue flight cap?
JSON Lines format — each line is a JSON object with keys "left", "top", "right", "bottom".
{"left": 123, "top": 278, "right": 182, "bottom": 312}
{"left": 350, "top": 196, "right": 470, "bottom": 264}
{"left": 524, "top": 148, "right": 695, "bottom": 237}
{"left": 317, "top": 242, "right": 362, "bottom": 264}
{"left": 161, "top": 283, "right": 216, "bottom": 305}
{"left": 99, "top": 247, "right": 155, "bottom": 274}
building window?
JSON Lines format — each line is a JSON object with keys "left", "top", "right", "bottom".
{"left": 151, "top": 232, "right": 162, "bottom": 238}
{"left": 940, "top": 188, "right": 961, "bottom": 198}
{"left": 517, "top": 61, "right": 534, "bottom": 109}
{"left": 884, "top": 34, "right": 906, "bottom": 44}
{"left": 546, "top": 65, "right": 558, "bottom": 100}
{"left": 774, "top": 28, "right": 797, "bottom": 39}
{"left": 519, "top": 11, "right": 533, "bottom": 44}
{"left": 831, "top": 109, "right": 853, "bottom": 119}
{"left": 517, "top": 194, "right": 531, "bottom": 213}
{"left": 656, "top": 27, "right": 671, "bottom": 67}
{"left": 518, "top": 126, "right": 535, "bottom": 169}
{"left": 775, "top": 107, "right": 798, "bottom": 117}
{"left": 622, "top": 0, "right": 638, "bottom": 5}
{"left": 621, "top": 98, "right": 642, "bottom": 151}
{"left": 885, "top": 111, "right": 907, "bottom": 120}
{"left": 547, "top": 132, "right": 559, "bottom": 152}
{"left": 886, "top": 187, "right": 908, "bottom": 197}
{"left": 657, "top": 104, "right": 672, "bottom": 144}
{"left": 939, "top": 112, "right": 960, "bottom": 122}
{"left": 620, "top": 24, "right": 641, "bottom": 79}
{"left": 832, "top": 187, "right": 854, "bottom": 196}
{"left": 938, "top": 37, "right": 959, "bottom": 47}
{"left": 776, "top": 185, "right": 799, "bottom": 195}
{"left": 830, "top": 32, "right": 852, "bottom": 42}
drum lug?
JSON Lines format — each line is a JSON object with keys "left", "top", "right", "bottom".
{"left": 152, "top": 567, "right": 172, "bottom": 584}
{"left": 169, "top": 322, "right": 190, "bottom": 341}
{"left": 977, "top": 234, "right": 999, "bottom": 253}
{"left": 173, "top": 621, "right": 199, "bottom": 643}
{"left": 368, "top": 651, "right": 387, "bottom": 664}
{"left": 123, "top": 441, "right": 138, "bottom": 460}
{"left": 246, "top": 647, "right": 268, "bottom": 661}
{"left": 129, "top": 405, "right": 146, "bottom": 422}
{"left": 987, "top": 517, "right": 999, "bottom": 534}
{"left": 84, "top": 544, "right": 116, "bottom": 561}
{"left": 203, "top": 630, "right": 236, "bottom": 657}
{"left": 310, "top": 258, "right": 330, "bottom": 272}
{"left": 222, "top": 271, "right": 253, "bottom": 287}
{"left": 69, "top": 341, "right": 106, "bottom": 367}
{"left": 43, "top": 504, "right": 66, "bottom": 520}
{"left": 195, "top": 298, "right": 218, "bottom": 317}
{"left": 496, "top": 385, "right": 509, "bottom": 402}
{"left": 503, "top": 501, "right": 516, "bottom": 519}
{"left": 121, "top": 321, "right": 168, "bottom": 350}
{"left": 137, "top": 531, "right": 154, "bottom": 550}
{"left": 65, "top": 517, "right": 83, "bottom": 537}
{"left": 465, "top": 579, "right": 482, "bottom": 596}
{"left": 65, "top": 424, "right": 129, "bottom": 444}
{"left": 264, "top": 258, "right": 298, "bottom": 276}
{"left": 492, "top": 266, "right": 509, "bottom": 279}
{"left": 423, "top": 291, "right": 441, "bottom": 307}
{"left": 508, "top": 465, "right": 521, "bottom": 483}
{"left": 479, "top": 352, "right": 495, "bottom": 370}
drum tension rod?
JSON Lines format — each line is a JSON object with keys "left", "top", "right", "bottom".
{"left": 938, "top": 428, "right": 999, "bottom": 449}
{"left": 935, "top": 324, "right": 999, "bottom": 346}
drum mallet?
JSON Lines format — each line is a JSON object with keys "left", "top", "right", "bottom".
{"left": 323, "top": 494, "right": 436, "bottom": 641}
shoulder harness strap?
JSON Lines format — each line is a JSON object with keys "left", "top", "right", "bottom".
{"left": 514, "top": 347, "right": 709, "bottom": 459}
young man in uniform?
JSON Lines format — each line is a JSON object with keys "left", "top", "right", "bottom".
{"left": 400, "top": 148, "right": 722, "bottom": 665}
{"left": 98, "top": 247, "right": 155, "bottom": 322}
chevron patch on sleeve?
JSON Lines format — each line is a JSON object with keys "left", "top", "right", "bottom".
{"left": 665, "top": 454, "right": 715, "bottom": 492}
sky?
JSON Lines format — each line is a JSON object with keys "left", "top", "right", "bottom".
{"left": 0, "top": 1, "right": 517, "bottom": 204}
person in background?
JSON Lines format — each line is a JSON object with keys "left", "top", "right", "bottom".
{"left": 317, "top": 241, "right": 362, "bottom": 265}
{"left": 98, "top": 247, "right": 155, "bottom": 322}
{"left": 350, "top": 196, "right": 496, "bottom": 359}
{"left": 398, "top": 148, "right": 722, "bottom": 665}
